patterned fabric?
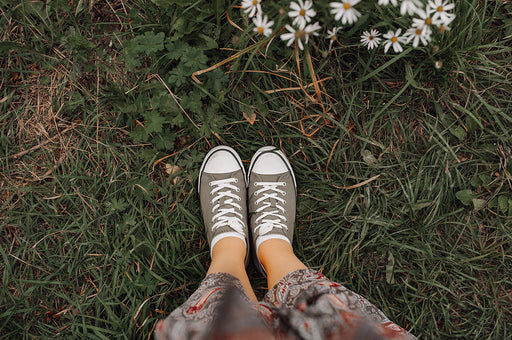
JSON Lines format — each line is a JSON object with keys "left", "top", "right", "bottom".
{"left": 155, "top": 269, "right": 417, "bottom": 340}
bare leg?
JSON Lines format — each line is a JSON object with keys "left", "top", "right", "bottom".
{"left": 206, "top": 237, "right": 258, "bottom": 302}
{"left": 258, "top": 239, "right": 307, "bottom": 289}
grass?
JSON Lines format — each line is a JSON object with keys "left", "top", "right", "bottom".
{"left": 1, "top": 0, "right": 511, "bottom": 339}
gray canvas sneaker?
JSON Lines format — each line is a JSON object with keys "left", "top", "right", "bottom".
{"left": 247, "top": 146, "right": 297, "bottom": 275}
{"left": 198, "top": 146, "right": 249, "bottom": 267}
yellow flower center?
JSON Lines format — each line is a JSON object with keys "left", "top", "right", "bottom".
{"left": 252, "top": 0, "right": 258, "bottom": 5}
{"left": 391, "top": 36, "right": 397, "bottom": 43}
{"left": 257, "top": 26, "right": 264, "bottom": 34}
{"left": 294, "top": 30, "right": 306, "bottom": 39}
{"left": 439, "top": 25, "right": 446, "bottom": 32}
{"left": 416, "top": 29, "right": 422, "bottom": 35}
{"left": 343, "top": 3, "right": 351, "bottom": 10}
{"left": 300, "top": 9, "right": 306, "bottom": 16}
{"left": 369, "top": 35, "right": 374, "bottom": 40}
{"left": 425, "top": 18, "right": 432, "bottom": 25}
{"left": 437, "top": 6, "right": 444, "bottom": 12}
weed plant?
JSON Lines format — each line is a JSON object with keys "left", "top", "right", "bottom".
{"left": 1, "top": 0, "right": 511, "bottom": 339}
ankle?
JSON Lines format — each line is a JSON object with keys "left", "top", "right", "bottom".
{"left": 258, "top": 239, "right": 307, "bottom": 287}
{"left": 258, "top": 239, "right": 295, "bottom": 265}
{"left": 211, "top": 237, "right": 246, "bottom": 264}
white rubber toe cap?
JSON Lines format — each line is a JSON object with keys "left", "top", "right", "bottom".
{"left": 250, "top": 151, "right": 288, "bottom": 174}
{"left": 203, "top": 150, "right": 241, "bottom": 173}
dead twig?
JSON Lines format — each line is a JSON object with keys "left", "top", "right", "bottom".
{"left": 7, "top": 125, "right": 77, "bottom": 160}
{"left": 331, "top": 174, "right": 381, "bottom": 190}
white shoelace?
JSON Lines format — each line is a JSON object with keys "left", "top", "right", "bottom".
{"left": 209, "top": 178, "right": 245, "bottom": 234}
{"left": 253, "top": 181, "right": 288, "bottom": 235}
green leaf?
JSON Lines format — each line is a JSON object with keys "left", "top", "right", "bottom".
{"left": 488, "top": 197, "right": 497, "bottom": 208}
{"left": 196, "top": 33, "right": 219, "bottom": 50}
{"left": 165, "top": 41, "right": 191, "bottom": 61}
{"left": 145, "top": 111, "right": 166, "bottom": 134}
{"left": 125, "top": 31, "right": 165, "bottom": 56}
{"left": 361, "top": 149, "right": 378, "bottom": 165}
{"left": 456, "top": 189, "right": 475, "bottom": 206}
{"left": 182, "top": 49, "right": 208, "bottom": 69}
{"left": 170, "top": 112, "right": 185, "bottom": 126}
{"left": 22, "top": 0, "right": 45, "bottom": 19}
{"left": 206, "top": 68, "right": 228, "bottom": 95}
{"left": 498, "top": 195, "right": 509, "bottom": 213}
{"left": 472, "top": 199, "right": 486, "bottom": 211}
{"left": 470, "top": 175, "right": 482, "bottom": 187}
{"left": 132, "top": 178, "right": 155, "bottom": 198}
{"left": 75, "top": 0, "right": 86, "bottom": 16}
{"left": 168, "top": 17, "right": 188, "bottom": 42}
{"left": 385, "top": 251, "right": 395, "bottom": 284}
{"left": 478, "top": 174, "right": 491, "bottom": 187}
{"left": 167, "top": 65, "right": 192, "bottom": 87}
{"left": 449, "top": 126, "right": 467, "bottom": 141}
{"left": 181, "top": 91, "right": 204, "bottom": 113}
{"left": 130, "top": 125, "right": 149, "bottom": 142}
{"left": 465, "top": 115, "right": 480, "bottom": 133}
{"left": 104, "top": 198, "right": 129, "bottom": 212}
{"left": 140, "top": 149, "right": 160, "bottom": 162}
{"left": 153, "top": 132, "right": 175, "bottom": 151}
{"left": 198, "top": 123, "right": 211, "bottom": 137}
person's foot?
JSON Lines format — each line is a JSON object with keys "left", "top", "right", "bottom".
{"left": 198, "top": 146, "right": 249, "bottom": 266}
{"left": 247, "top": 146, "right": 297, "bottom": 275}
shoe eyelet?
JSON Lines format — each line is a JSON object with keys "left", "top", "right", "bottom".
{"left": 234, "top": 178, "right": 238, "bottom": 183}
{"left": 253, "top": 182, "right": 257, "bottom": 187}
{"left": 283, "top": 200, "right": 286, "bottom": 204}
{"left": 209, "top": 182, "right": 213, "bottom": 187}
{"left": 255, "top": 201, "right": 259, "bottom": 205}
{"left": 237, "top": 197, "right": 241, "bottom": 201}
{"left": 282, "top": 192, "right": 286, "bottom": 196}
{"left": 235, "top": 188, "right": 240, "bottom": 192}
{"left": 282, "top": 182, "right": 287, "bottom": 187}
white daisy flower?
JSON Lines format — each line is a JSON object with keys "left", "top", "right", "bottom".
{"left": 252, "top": 13, "right": 274, "bottom": 37}
{"left": 304, "top": 21, "right": 322, "bottom": 43}
{"left": 241, "top": 0, "right": 261, "bottom": 18}
{"left": 438, "top": 23, "right": 452, "bottom": 33}
{"left": 404, "top": 26, "right": 432, "bottom": 47}
{"left": 382, "top": 28, "right": 407, "bottom": 53}
{"left": 400, "top": 0, "right": 423, "bottom": 16}
{"left": 427, "top": 0, "right": 456, "bottom": 26}
{"left": 326, "top": 26, "right": 342, "bottom": 50}
{"left": 280, "top": 24, "right": 306, "bottom": 50}
{"left": 360, "top": 29, "right": 382, "bottom": 50}
{"left": 330, "top": 0, "right": 362, "bottom": 25}
{"left": 411, "top": 10, "right": 435, "bottom": 35}
{"left": 288, "top": 0, "right": 316, "bottom": 29}
{"left": 378, "top": 0, "right": 398, "bottom": 6}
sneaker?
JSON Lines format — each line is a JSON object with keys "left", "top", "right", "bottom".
{"left": 198, "top": 146, "right": 249, "bottom": 267}
{"left": 247, "top": 146, "right": 297, "bottom": 275}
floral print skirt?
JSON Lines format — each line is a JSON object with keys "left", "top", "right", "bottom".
{"left": 154, "top": 269, "right": 417, "bottom": 340}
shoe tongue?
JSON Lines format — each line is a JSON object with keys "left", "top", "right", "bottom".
{"left": 263, "top": 196, "right": 280, "bottom": 211}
